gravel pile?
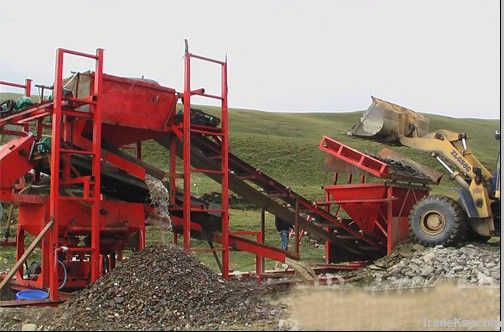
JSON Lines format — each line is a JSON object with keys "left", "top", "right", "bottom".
{"left": 46, "top": 245, "right": 281, "bottom": 331}
{"left": 144, "top": 175, "right": 171, "bottom": 229}
{"left": 372, "top": 154, "right": 431, "bottom": 183}
{"left": 365, "top": 243, "right": 500, "bottom": 291}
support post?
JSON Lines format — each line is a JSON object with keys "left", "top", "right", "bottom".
{"left": 22, "top": 79, "right": 32, "bottom": 133}
{"left": 332, "top": 172, "right": 339, "bottom": 185}
{"left": 387, "top": 185, "right": 394, "bottom": 255}
{"left": 220, "top": 58, "right": 230, "bottom": 279}
{"left": 182, "top": 45, "right": 192, "bottom": 251}
{"left": 208, "top": 241, "right": 223, "bottom": 273}
{"left": 49, "top": 48, "right": 64, "bottom": 300}
{"left": 324, "top": 190, "right": 331, "bottom": 214}
{"left": 325, "top": 226, "right": 331, "bottom": 264}
{"left": 256, "top": 232, "right": 262, "bottom": 284}
{"left": 295, "top": 199, "right": 300, "bottom": 255}
{"left": 260, "top": 209, "right": 265, "bottom": 273}
{"left": 136, "top": 141, "right": 142, "bottom": 160}
{"left": 90, "top": 48, "right": 104, "bottom": 283}
{"left": 24, "top": 79, "right": 32, "bottom": 97}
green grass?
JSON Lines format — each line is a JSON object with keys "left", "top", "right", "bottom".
{"left": 2, "top": 93, "right": 498, "bottom": 198}
{"left": 186, "top": 105, "right": 499, "bottom": 200}
{"left": 0, "top": 93, "right": 500, "bottom": 273}
{"left": 145, "top": 208, "right": 325, "bottom": 273}
{"left": 136, "top": 105, "right": 499, "bottom": 203}
{"left": 0, "top": 207, "right": 323, "bottom": 274}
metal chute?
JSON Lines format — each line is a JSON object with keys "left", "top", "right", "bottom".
{"left": 348, "top": 96, "right": 429, "bottom": 142}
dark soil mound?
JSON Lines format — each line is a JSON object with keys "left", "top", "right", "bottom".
{"left": 48, "top": 245, "right": 281, "bottom": 330}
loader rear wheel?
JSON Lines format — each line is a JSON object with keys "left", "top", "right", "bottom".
{"left": 409, "top": 195, "right": 466, "bottom": 246}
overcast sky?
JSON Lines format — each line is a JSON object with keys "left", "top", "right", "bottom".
{"left": 0, "top": 0, "right": 500, "bottom": 119}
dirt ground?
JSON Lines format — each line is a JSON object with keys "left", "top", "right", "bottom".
{"left": 0, "top": 283, "right": 501, "bottom": 331}
{"left": 279, "top": 283, "right": 500, "bottom": 331}
{"left": 0, "top": 241, "right": 500, "bottom": 331}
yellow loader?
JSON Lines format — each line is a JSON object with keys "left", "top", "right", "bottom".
{"left": 349, "top": 97, "right": 500, "bottom": 246}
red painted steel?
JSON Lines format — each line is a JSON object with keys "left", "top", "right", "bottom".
{"left": 170, "top": 216, "right": 292, "bottom": 263}
{"left": 176, "top": 41, "right": 232, "bottom": 279}
{"left": 72, "top": 135, "right": 146, "bottom": 180}
{"left": 90, "top": 48, "right": 104, "bottom": 285}
{"left": 183, "top": 45, "right": 192, "bottom": 251}
{"left": 75, "top": 72, "right": 178, "bottom": 133}
{"left": 48, "top": 48, "right": 64, "bottom": 300}
{"left": 0, "top": 136, "right": 36, "bottom": 188}
{"left": 319, "top": 136, "right": 430, "bottom": 257}
{"left": 14, "top": 199, "right": 145, "bottom": 292}
{"left": 39, "top": 48, "right": 122, "bottom": 300}
{"left": 0, "top": 240, "right": 16, "bottom": 247}
{"left": 320, "top": 135, "right": 389, "bottom": 178}
{"left": 0, "top": 45, "right": 432, "bottom": 305}
{"left": 220, "top": 56, "right": 230, "bottom": 279}
{"left": 322, "top": 183, "right": 428, "bottom": 253}
{"left": 0, "top": 189, "right": 46, "bottom": 205}
{"left": 0, "top": 47, "right": 215, "bottom": 301}
{"left": 0, "top": 79, "right": 32, "bottom": 97}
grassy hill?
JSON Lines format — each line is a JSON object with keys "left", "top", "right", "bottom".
{"left": 1, "top": 92, "right": 500, "bottom": 199}
{"left": 141, "top": 105, "right": 499, "bottom": 201}
{"left": 213, "top": 109, "right": 499, "bottom": 196}
{"left": 0, "top": 93, "right": 500, "bottom": 271}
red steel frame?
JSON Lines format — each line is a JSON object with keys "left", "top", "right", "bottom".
{"left": 48, "top": 48, "right": 104, "bottom": 300}
{"left": 0, "top": 78, "right": 32, "bottom": 247}
{"left": 317, "top": 136, "right": 430, "bottom": 259}
{"left": 320, "top": 135, "right": 389, "bottom": 178}
{"left": 2, "top": 45, "right": 433, "bottom": 306}
{"left": 0, "top": 44, "right": 305, "bottom": 308}
{"left": 0, "top": 49, "right": 145, "bottom": 301}
{"left": 321, "top": 183, "right": 428, "bottom": 255}
{"left": 0, "top": 79, "right": 32, "bottom": 97}
{"left": 171, "top": 42, "right": 231, "bottom": 279}
{"left": 1, "top": 45, "right": 286, "bottom": 303}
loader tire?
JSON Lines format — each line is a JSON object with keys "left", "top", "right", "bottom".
{"left": 409, "top": 195, "right": 466, "bottom": 246}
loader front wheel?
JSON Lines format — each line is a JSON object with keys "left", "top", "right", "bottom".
{"left": 409, "top": 195, "right": 466, "bottom": 246}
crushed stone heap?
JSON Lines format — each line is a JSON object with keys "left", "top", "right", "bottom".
{"left": 48, "top": 245, "right": 282, "bottom": 331}
{"left": 365, "top": 243, "right": 500, "bottom": 291}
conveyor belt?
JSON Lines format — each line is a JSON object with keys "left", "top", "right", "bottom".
{"left": 156, "top": 133, "right": 385, "bottom": 262}
{"left": 35, "top": 132, "right": 386, "bottom": 262}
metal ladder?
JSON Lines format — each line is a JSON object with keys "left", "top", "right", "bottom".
{"left": 170, "top": 41, "right": 231, "bottom": 278}
{"left": 49, "top": 48, "right": 104, "bottom": 300}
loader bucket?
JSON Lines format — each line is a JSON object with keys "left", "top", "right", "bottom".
{"left": 348, "top": 96, "right": 429, "bottom": 142}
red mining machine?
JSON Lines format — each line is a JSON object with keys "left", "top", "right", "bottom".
{"left": 317, "top": 136, "right": 437, "bottom": 262}
{"left": 0, "top": 43, "right": 435, "bottom": 305}
{"left": 0, "top": 45, "right": 276, "bottom": 302}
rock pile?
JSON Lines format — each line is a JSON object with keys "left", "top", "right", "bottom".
{"left": 47, "top": 245, "right": 282, "bottom": 331}
{"left": 365, "top": 243, "right": 500, "bottom": 291}
{"left": 144, "top": 175, "right": 171, "bottom": 229}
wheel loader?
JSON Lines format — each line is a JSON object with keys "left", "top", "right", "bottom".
{"left": 348, "top": 97, "right": 500, "bottom": 246}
